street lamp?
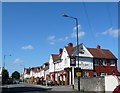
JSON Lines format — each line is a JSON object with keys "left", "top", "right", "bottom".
{"left": 3, "top": 54, "right": 11, "bottom": 68}
{"left": 20, "top": 64, "right": 25, "bottom": 83}
{"left": 63, "top": 14, "right": 80, "bottom": 91}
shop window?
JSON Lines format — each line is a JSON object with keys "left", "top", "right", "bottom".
{"left": 93, "top": 72, "right": 97, "bottom": 77}
{"left": 83, "top": 71, "right": 89, "bottom": 77}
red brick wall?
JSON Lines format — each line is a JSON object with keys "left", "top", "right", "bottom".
{"left": 94, "top": 59, "right": 118, "bottom": 76}
{"left": 49, "top": 70, "right": 69, "bottom": 85}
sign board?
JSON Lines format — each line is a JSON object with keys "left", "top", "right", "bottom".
{"left": 70, "top": 59, "right": 76, "bottom": 66}
{"left": 76, "top": 72, "right": 81, "bottom": 77}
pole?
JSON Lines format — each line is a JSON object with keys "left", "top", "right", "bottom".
{"left": 54, "top": 62, "right": 55, "bottom": 84}
{"left": 72, "top": 66, "right": 74, "bottom": 89}
{"left": 75, "top": 18, "right": 80, "bottom": 91}
{"left": 3, "top": 54, "right": 11, "bottom": 68}
{"left": 62, "top": 14, "right": 80, "bottom": 91}
{"left": 23, "top": 68, "right": 24, "bottom": 82}
{"left": 20, "top": 65, "right": 25, "bottom": 82}
{"left": 3, "top": 55, "right": 5, "bottom": 68}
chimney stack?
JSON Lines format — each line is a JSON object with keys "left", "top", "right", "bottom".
{"left": 59, "top": 48, "right": 63, "bottom": 54}
{"left": 97, "top": 45, "right": 101, "bottom": 49}
{"left": 68, "top": 43, "right": 73, "bottom": 47}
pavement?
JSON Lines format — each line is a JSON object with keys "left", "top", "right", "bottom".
{"left": 24, "top": 83, "right": 76, "bottom": 91}
{"left": 49, "top": 85, "right": 76, "bottom": 91}
{"left": 24, "top": 83, "right": 52, "bottom": 90}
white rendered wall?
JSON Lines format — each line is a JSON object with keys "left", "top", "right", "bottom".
{"left": 105, "top": 75, "right": 119, "bottom": 93}
{"left": 61, "top": 47, "right": 70, "bottom": 68}
{"left": 49, "top": 55, "right": 54, "bottom": 72}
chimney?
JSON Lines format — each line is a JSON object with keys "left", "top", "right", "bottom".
{"left": 68, "top": 43, "right": 73, "bottom": 47}
{"left": 59, "top": 48, "right": 63, "bottom": 54}
{"left": 97, "top": 45, "right": 101, "bottom": 49}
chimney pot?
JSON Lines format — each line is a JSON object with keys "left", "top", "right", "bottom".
{"left": 68, "top": 43, "right": 73, "bottom": 47}
{"left": 97, "top": 45, "right": 101, "bottom": 49}
{"left": 59, "top": 48, "right": 63, "bottom": 54}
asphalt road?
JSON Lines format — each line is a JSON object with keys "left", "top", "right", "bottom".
{"left": 1, "top": 84, "right": 52, "bottom": 93}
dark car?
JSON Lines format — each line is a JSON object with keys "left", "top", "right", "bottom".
{"left": 13, "top": 80, "right": 20, "bottom": 84}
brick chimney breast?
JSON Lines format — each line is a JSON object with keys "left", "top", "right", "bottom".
{"left": 68, "top": 43, "right": 73, "bottom": 47}
{"left": 97, "top": 45, "right": 101, "bottom": 49}
{"left": 59, "top": 48, "right": 63, "bottom": 54}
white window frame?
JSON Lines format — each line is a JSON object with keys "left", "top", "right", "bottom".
{"left": 100, "top": 72, "right": 107, "bottom": 76}
{"left": 102, "top": 59, "right": 107, "bottom": 66}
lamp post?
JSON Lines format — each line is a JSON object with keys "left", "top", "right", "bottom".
{"left": 53, "top": 62, "right": 55, "bottom": 85}
{"left": 20, "top": 64, "right": 25, "bottom": 83}
{"left": 3, "top": 54, "right": 11, "bottom": 68}
{"left": 63, "top": 14, "right": 80, "bottom": 91}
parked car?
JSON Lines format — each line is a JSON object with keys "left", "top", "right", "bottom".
{"left": 42, "top": 80, "right": 46, "bottom": 85}
{"left": 13, "top": 80, "right": 20, "bottom": 84}
{"left": 47, "top": 80, "right": 51, "bottom": 86}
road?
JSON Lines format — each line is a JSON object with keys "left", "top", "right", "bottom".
{"left": 1, "top": 83, "right": 78, "bottom": 93}
{"left": 1, "top": 83, "right": 52, "bottom": 93}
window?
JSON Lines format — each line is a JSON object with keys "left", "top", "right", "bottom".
{"left": 83, "top": 71, "right": 89, "bottom": 77}
{"left": 110, "top": 60, "right": 115, "bottom": 66}
{"left": 94, "top": 59, "right": 99, "bottom": 66}
{"left": 102, "top": 59, "right": 107, "bottom": 66}
{"left": 100, "top": 72, "right": 107, "bottom": 76}
{"left": 93, "top": 72, "right": 97, "bottom": 77}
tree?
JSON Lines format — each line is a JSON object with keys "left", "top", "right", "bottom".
{"left": 2, "top": 68, "right": 9, "bottom": 84}
{"left": 12, "top": 71, "right": 20, "bottom": 80}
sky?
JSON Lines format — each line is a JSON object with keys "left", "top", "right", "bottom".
{"left": 2, "top": 2, "right": 119, "bottom": 75}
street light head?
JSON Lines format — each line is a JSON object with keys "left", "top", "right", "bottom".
{"left": 62, "top": 14, "right": 69, "bottom": 17}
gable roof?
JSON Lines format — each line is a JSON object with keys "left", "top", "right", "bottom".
{"left": 51, "top": 54, "right": 59, "bottom": 62}
{"left": 65, "top": 43, "right": 84, "bottom": 58}
{"left": 87, "top": 48, "right": 117, "bottom": 59}
{"left": 24, "top": 68, "right": 30, "bottom": 74}
{"left": 65, "top": 46, "right": 75, "bottom": 57}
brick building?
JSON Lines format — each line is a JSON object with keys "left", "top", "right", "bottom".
{"left": 24, "top": 43, "right": 118, "bottom": 86}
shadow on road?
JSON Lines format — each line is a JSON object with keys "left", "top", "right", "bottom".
{"left": 2, "top": 86, "right": 51, "bottom": 93}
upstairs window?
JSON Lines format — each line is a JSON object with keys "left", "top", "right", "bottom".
{"left": 94, "top": 59, "right": 99, "bottom": 66}
{"left": 102, "top": 59, "right": 107, "bottom": 66}
{"left": 110, "top": 60, "right": 115, "bottom": 66}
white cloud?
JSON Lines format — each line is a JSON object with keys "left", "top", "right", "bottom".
{"left": 11, "top": 58, "right": 23, "bottom": 66}
{"left": 48, "top": 35, "right": 55, "bottom": 41}
{"left": 73, "top": 24, "right": 81, "bottom": 31}
{"left": 50, "top": 42, "right": 55, "bottom": 45}
{"left": 58, "top": 36, "right": 69, "bottom": 41}
{"left": 48, "top": 35, "right": 69, "bottom": 45}
{"left": 65, "top": 36, "right": 69, "bottom": 40}
{"left": 22, "top": 45, "right": 34, "bottom": 50}
{"left": 71, "top": 31, "right": 85, "bottom": 38}
{"left": 48, "top": 35, "right": 56, "bottom": 45}
{"left": 71, "top": 24, "right": 85, "bottom": 38}
{"left": 102, "top": 27, "right": 119, "bottom": 37}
